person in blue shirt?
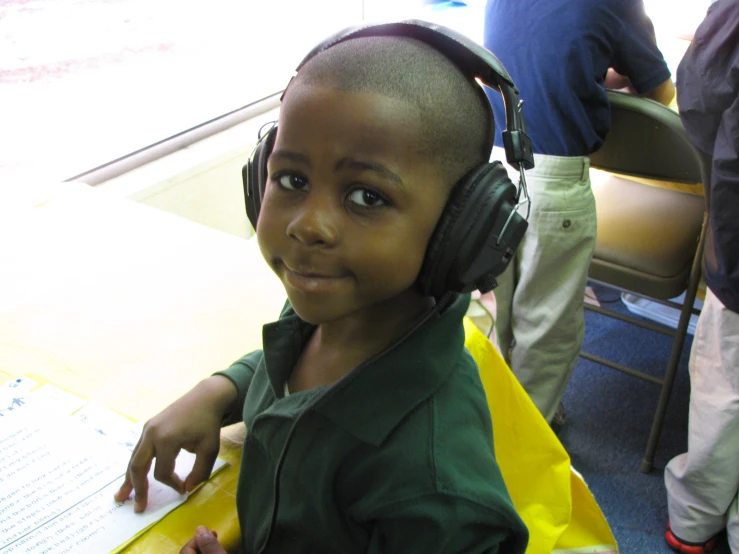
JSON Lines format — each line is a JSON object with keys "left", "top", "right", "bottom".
{"left": 483, "top": 0, "right": 675, "bottom": 423}
{"left": 663, "top": 1, "right": 739, "bottom": 552}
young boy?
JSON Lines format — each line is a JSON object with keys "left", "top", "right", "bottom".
{"left": 115, "top": 31, "right": 528, "bottom": 554}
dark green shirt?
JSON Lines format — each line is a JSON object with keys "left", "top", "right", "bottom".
{"left": 217, "top": 293, "right": 528, "bottom": 554}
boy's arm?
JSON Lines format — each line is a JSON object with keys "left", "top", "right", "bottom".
{"left": 610, "top": 5, "right": 673, "bottom": 105}
{"left": 115, "top": 375, "right": 239, "bottom": 512}
{"left": 365, "top": 493, "right": 528, "bottom": 554}
{"left": 641, "top": 77, "right": 676, "bottom": 106}
{"left": 605, "top": 70, "right": 675, "bottom": 106}
{"left": 213, "top": 349, "right": 263, "bottom": 426}
{"left": 115, "top": 351, "right": 260, "bottom": 512}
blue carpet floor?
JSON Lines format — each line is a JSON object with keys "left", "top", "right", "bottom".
{"left": 559, "top": 283, "right": 731, "bottom": 553}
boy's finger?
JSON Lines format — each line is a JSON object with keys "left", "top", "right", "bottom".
{"left": 113, "top": 475, "right": 133, "bottom": 502}
{"left": 152, "top": 445, "right": 185, "bottom": 494}
{"left": 114, "top": 434, "right": 143, "bottom": 502}
{"left": 128, "top": 442, "right": 155, "bottom": 512}
{"left": 194, "top": 527, "right": 226, "bottom": 554}
{"left": 179, "top": 537, "right": 199, "bottom": 554}
{"left": 184, "top": 447, "right": 218, "bottom": 493}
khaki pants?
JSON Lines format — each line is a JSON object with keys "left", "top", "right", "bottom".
{"left": 491, "top": 147, "right": 596, "bottom": 422}
{"left": 665, "top": 288, "right": 739, "bottom": 552}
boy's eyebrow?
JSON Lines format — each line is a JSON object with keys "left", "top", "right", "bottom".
{"left": 269, "top": 150, "right": 309, "bottom": 166}
{"left": 336, "top": 158, "right": 405, "bottom": 191}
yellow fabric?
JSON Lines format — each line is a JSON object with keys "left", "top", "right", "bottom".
{"left": 463, "top": 318, "right": 618, "bottom": 553}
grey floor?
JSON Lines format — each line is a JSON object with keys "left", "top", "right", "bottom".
{"left": 559, "top": 283, "right": 731, "bottom": 553}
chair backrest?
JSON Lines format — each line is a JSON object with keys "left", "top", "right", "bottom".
{"left": 590, "top": 91, "right": 711, "bottom": 201}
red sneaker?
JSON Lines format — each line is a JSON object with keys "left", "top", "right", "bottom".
{"left": 665, "top": 522, "right": 718, "bottom": 554}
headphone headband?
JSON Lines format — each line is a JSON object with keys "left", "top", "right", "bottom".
{"left": 244, "top": 19, "right": 531, "bottom": 296}
{"left": 294, "top": 19, "right": 534, "bottom": 171}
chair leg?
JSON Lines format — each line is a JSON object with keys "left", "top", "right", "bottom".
{"left": 640, "top": 298, "right": 693, "bottom": 473}
{"left": 641, "top": 223, "right": 706, "bottom": 473}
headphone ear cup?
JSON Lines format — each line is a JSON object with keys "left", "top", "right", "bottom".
{"left": 243, "top": 126, "right": 278, "bottom": 230}
{"left": 418, "top": 161, "right": 526, "bottom": 297}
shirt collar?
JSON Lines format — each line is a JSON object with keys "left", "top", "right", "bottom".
{"left": 261, "top": 293, "right": 470, "bottom": 446}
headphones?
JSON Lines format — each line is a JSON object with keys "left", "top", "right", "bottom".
{"left": 242, "top": 19, "right": 533, "bottom": 297}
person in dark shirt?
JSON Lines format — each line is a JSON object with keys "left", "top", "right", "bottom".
{"left": 482, "top": 0, "right": 675, "bottom": 423}
{"left": 663, "top": 1, "right": 739, "bottom": 553}
{"left": 113, "top": 24, "right": 530, "bottom": 554}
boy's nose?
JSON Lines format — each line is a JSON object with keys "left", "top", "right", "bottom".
{"left": 286, "top": 192, "right": 339, "bottom": 247}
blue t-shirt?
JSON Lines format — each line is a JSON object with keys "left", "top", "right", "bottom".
{"left": 483, "top": 0, "right": 671, "bottom": 156}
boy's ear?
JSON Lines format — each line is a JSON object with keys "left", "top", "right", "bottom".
{"left": 417, "top": 161, "right": 527, "bottom": 297}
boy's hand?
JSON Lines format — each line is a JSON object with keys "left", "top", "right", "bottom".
{"left": 180, "top": 526, "right": 226, "bottom": 554}
{"left": 114, "top": 376, "right": 238, "bottom": 512}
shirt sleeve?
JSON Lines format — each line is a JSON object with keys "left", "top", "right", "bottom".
{"left": 711, "top": 95, "right": 739, "bottom": 299}
{"left": 213, "top": 349, "right": 263, "bottom": 426}
{"left": 677, "top": 0, "right": 739, "bottom": 309}
{"left": 676, "top": 0, "right": 739, "bottom": 156}
{"left": 610, "top": 2, "right": 672, "bottom": 94}
{"left": 364, "top": 493, "right": 528, "bottom": 554}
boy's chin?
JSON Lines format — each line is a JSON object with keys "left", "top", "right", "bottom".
{"left": 284, "top": 291, "right": 376, "bottom": 326}
{"left": 284, "top": 293, "right": 334, "bottom": 325}
{"left": 284, "top": 287, "right": 432, "bottom": 327}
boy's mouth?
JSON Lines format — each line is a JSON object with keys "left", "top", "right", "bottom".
{"left": 283, "top": 262, "right": 333, "bottom": 279}
{"left": 287, "top": 267, "right": 332, "bottom": 279}
{"left": 280, "top": 261, "right": 351, "bottom": 293}
{"left": 284, "top": 268, "right": 346, "bottom": 293}
{"left": 282, "top": 260, "right": 347, "bottom": 280}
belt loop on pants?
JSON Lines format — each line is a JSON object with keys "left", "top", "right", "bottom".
{"left": 581, "top": 156, "right": 591, "bottom": 182}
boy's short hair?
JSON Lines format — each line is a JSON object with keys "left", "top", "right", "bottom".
{"left": 290, "top": 35, "right": 495, "bottom": 187}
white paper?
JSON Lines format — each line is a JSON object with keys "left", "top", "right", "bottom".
{"left": 1, "top": 452, "right": 226, "bottom": 554}
{"left": 0, "top": 383, "right": 228, "bottom": 554}
{"left": 0, "top": 409, "right": 129, "bottom": 548}
{"left": 0, "top": 379, "right": 85, "bottom": 419}
{"left": 0, "top": 376, "right": 37, "bottom": 395}
{"left": 0, "top": 376, "right": 37, "bottom": 417}
{"left": 30, "top": 384, "right": 87, "bottom": 416}
{"left": 74, "top": 401, "right": 141, "bottom": 452}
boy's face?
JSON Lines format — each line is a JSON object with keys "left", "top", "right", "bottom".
{"left": 256, "top": 82, "right": 451, "bottom": 325}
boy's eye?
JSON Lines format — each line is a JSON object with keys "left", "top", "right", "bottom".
{"left": 347, "top": 188, "right": 387, "bottom": 208}
{"left": 276, "top": 174, "right": 308, "bottom": 191}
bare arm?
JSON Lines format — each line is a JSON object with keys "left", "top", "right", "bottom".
{"left": 641, "top": 77, "right": 676, "bottom": 106}
{"left": 606, "top": 14, "right": 674, "bottom": 106}
{"left": 114, "top": 375, "right": 238, "bottom": 512}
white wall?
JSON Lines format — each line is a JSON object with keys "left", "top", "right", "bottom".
{"left": 96, "top": 107, "right": 279, "bottom": 239}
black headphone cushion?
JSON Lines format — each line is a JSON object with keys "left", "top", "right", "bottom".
{"left": 418, "top": 161, "right": 524, "bottom": 297}
{"left": 243, "top": 126, "right": 277, "bottom": 230}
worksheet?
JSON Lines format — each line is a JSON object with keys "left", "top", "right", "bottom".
{"left": 0, "top": 379, "right": 227, "bottom": 554}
